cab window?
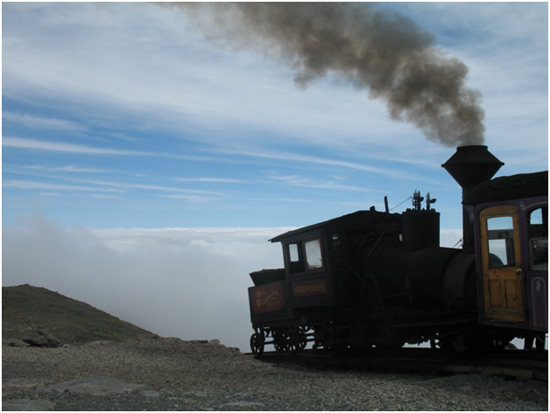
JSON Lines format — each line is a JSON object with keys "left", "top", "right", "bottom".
{"left": 288, "top": 241, "right": 305, "bottom": 274}
{"left": 305, "top": 239, "right": 323, "bottom": 269}
{"left": 287, "top": 237, "right": 324, "bottom": 274}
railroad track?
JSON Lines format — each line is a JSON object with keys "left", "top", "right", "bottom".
{"left": 250, "top": 348, "right": 548, "bottom": 380}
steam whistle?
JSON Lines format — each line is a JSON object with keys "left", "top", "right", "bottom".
{"left": 412, "top": 190, "right": 436, "bottom": 211}
{"left": 426, "top": 193, "right": 436, "bottom": 211}
{"left": 412, "top": 190, "right": 424, "bottom": 211}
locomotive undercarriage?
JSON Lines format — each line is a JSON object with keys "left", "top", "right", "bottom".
{"left": 249, "top": 304, "right": 510, "bottom": 360}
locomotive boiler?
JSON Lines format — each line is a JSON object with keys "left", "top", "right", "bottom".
{"left": 248, "top": 145, "right": 548, "bottom": 359}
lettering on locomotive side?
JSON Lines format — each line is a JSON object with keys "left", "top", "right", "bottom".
{"left": 292, "top": 279, "right": 328, "bottom": 297}
{"left": 251, "top": 283, "right": 284, "bottom": 313}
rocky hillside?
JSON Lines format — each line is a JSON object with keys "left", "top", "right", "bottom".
{"left": 2, "top": 284, "right": 155, "bottom": 345}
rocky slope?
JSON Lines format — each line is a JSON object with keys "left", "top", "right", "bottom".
{"left": 2, "top": 284, "right": 155, "bottom": 345}
{"left": 2, "top": 284, "right": 547, "bottom": 411}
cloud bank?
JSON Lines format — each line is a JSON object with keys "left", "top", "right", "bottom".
{"left": 2, "top": 214, "right": 288, "bottom": 350}
{"left": 3, "top": 214, "right": 464, "bottom": 351}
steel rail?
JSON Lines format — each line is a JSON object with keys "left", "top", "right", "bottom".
{"left": 249, "top": 349, "right": 548, "bottom": 380}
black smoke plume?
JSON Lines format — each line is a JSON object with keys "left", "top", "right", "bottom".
{"left": 160, "top": 3, "right": 485, "bottom": 146}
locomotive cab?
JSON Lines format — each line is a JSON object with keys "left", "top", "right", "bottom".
{"left": 269, "top": 209, "right": 401, "bottom": 310}
{"left": 248, "top": 209, "right": 402, "bottom": 354}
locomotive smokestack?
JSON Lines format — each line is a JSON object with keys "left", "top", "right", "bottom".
{"left": 442, "top": 145, "right": 504, "bottom": 254}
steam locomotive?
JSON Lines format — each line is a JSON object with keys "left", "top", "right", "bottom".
{"left": 247, "top": 145, "right": 548, "bottom": 359}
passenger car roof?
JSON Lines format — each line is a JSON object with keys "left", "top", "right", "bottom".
{"left": 465, "top": 171, "right": 548, "bottom": 205}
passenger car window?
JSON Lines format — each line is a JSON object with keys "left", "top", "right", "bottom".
{"left": 529, "top": 207, "right": 548, "bottom": 270}
{"left": 487, "top": 216, "right": 515, "bottom": 267}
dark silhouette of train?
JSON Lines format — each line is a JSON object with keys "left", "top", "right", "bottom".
{"left": 247, "top": 145, "right": 548, "bottom": 359}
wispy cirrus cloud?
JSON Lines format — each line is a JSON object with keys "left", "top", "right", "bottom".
{"left": 3, "top": 137, "right": 145, "bottom": 156}
{"left": 175, "top": 177, "right": 247, "bottom": 184}
{"left": 222, "top": 148, "right": 416, "bottom": 179}
{"left": 2, "top": 137, "right": 238, "bottom": 164}
{"left": 89, "top": 194, "right": 123, "bottom": 200}
{"left": 17, "top": 164, "right": 110, "bottom": 174}
{"left": 3, "top": 112, "right": 85, "bottom": 131}
{"left": 74, "top": 178, "right": 228, "bottom": 197}
{"left": 3, "top": 179, "right": 123, "bottom": 193}
{"left": 252, "top": 196, "right": 312, "bottom": 204}
{"left": 159, "top": 194, "right": 224, "bottom": 203}
{"left": 271, "top": 175, "right": 381, "bottom": 193}
{"left": 4, "top": 176, "right": 232, "bottom": 206}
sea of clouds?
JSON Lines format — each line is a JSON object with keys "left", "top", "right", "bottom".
{"left": 3, "top": 213, "right": 463, "bottom": 351}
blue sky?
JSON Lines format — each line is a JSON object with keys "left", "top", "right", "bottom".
{"left": 3, "top": 2, "right": 547, "bottom": 230}
{"left": 2, "top": 3, "right": 548, "bottom": 349}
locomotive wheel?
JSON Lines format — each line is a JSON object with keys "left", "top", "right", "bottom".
{"left": 298, "top": 334, "right": 307, "bottom": 350}
{"left": 489, "top": 338, "right": 511, "bottom": 351}
{"left": 430, "top": 334, "right": 460, "bottom": 361}
{"left": 297, "top": 327, "right": 308, "bottom": 350}
{"left": 272, "top": 330, "right": 286, "bottom": 353}
{"left": 488, "top": 331, "right": 515, "bottom": 351}
{"left": 250, "top": 332, "right": 265, "bottom": 356}
{"left": 282, "top": 330, "right": 300, "bottom": 355}
{"left": 312, "top": 331, "right": 322, "bottom": 350}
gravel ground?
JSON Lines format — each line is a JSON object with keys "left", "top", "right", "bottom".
{"left": 2, "top": 337, "right": 548, "bottom": 411}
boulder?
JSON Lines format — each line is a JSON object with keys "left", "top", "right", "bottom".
{"left": 22, "top": 329, "right": 61, "bottom": 348}
{"left": 2, "top": 338, "right": 30, "bottom": 347}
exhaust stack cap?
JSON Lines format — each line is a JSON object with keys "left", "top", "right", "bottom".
{"left": 442, "top": 145, "right": 504, "bottom": 188}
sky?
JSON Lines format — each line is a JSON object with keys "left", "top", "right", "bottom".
{"left": 2, "top": 2, "right": 548, "bottom": 350}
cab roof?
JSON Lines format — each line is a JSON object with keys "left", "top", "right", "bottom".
{"left": 269, "top": 209, "right": 393, "bottom": 243}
